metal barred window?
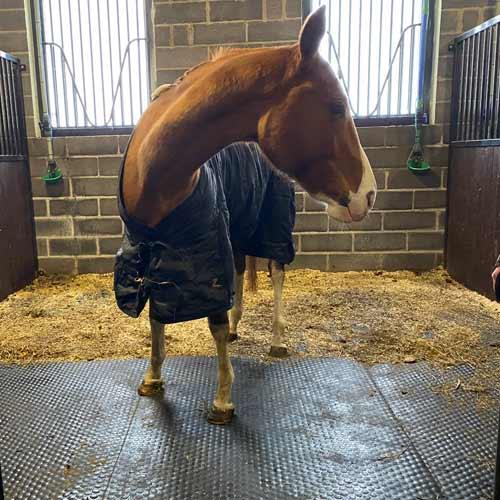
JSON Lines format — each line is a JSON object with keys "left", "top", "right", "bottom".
{"left": 306, "top": 0, "right": 432, "bottom": 124}
{"left": 450, "top": 16, "right": 500, "bottom": 144}
{"left": 35, "top": 0, "right": 150, "bottom": 135}
{"left": 0, "top": 51, "right": 28, "bottom": 158}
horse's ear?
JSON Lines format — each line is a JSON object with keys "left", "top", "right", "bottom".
{"left": 299, "top": 5, "right": 326, "bottom": 62}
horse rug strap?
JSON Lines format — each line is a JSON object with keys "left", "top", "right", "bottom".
{"left": 114, "top": 142, "right": 296, "bottom": 324}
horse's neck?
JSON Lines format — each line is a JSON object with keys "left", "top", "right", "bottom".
{"left": 123, "top": 46, "right": 297, "bottom": 226}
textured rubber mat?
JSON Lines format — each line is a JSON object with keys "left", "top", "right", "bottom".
{"left": 370, "top": 363, "right": 499, "bottom": 500}
{"left": 0, "top": 357, "right": 497, "bottom": 499}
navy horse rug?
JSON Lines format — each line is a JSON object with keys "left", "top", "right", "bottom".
{"left": 114, "top": 142, "right": 296, "bottom": 324}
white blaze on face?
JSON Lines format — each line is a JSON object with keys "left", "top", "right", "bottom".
{"left": 313, "top": 149, "right": 377, "bottom": 223}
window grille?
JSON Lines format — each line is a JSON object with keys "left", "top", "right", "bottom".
{"left": 308, "top": 0, "right": 430, "bottom": 123}
{"left": 450, "top": 16, "right": 500, "bottom": 143}
{"left": 36, "top": 0, "right": 150, "bottom": 134}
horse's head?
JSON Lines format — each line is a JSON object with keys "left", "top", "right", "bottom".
{"left": 258, "top": 6, "right": 376, "bottom": 222}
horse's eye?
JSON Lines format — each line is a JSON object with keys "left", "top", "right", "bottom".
{"left": 330, "top": 103, "right": 345, "bottom": 117}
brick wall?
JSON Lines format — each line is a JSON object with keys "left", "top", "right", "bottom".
{"left": 1, "top": 0, "right": 496, "bottom": 274}
{"left": 28, "top": 135, "right": 126, "bottom": 274}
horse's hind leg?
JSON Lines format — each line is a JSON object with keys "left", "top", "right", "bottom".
{"left": 207, "top": 311, "right": 235, "bottom": 424}
{"left": 138, "top": 313, "right": 166, "bottom": 397}
{"left": 269, "top": 260, "right": 288, "bottom": 358}
{"left": 228, "top": 252, "right": 245, "bottom": 342}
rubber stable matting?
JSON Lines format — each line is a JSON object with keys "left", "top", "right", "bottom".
{"left": 0, "top": 357, "right": 498, "bottom": 499}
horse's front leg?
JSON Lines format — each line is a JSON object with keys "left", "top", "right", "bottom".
{"left": 138, "top": 313, "right": 166, "bottom": 396}
{"left": 207, "top": 311, "right": 235, "bottom": 425}
{"left": 269, "top": 260, "right": 288, "bottom": 358}
{"left": 228, "top": 252, "right": 245, "bottom": 342}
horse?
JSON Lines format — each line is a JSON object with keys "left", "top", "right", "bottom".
{"left": 114, "top": 6, "right": 377, "bottom": 425}
{"left": 152, "top": 86, "right": 295, "bottom": 357}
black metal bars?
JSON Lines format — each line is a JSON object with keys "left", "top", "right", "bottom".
{"left": 0, "top": 51, "right": 27, "bottom": 159}
{"left": 450, "top": 15, "right": 500, "bottom": 143}
{"left": 38, "top": 0, "right": 149, "bottom": 131}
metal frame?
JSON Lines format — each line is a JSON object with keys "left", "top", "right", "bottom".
{"left": 450, "top": 139, "right": 500, "bottom": 148}
{"left": 355, "top": 116, "right": 415, "bottom": 127}
{"left": 302, "top": 0, "right": 434, "bottom": 126}
{"left": 496, "top": 410, "right": 500, "bottom": 500}
{"left": 32, "top": 0, "right": 153, "bottom": 136}
{"left": 51, "top": 126, "right": 132, "bottom": 137}
{"left": 0, "top": 51, "right": 29, "bottom": 159}
{"left": 0, "top": 462, "right": 3, "bottom": 500}
{"left": 455, "top": 14, "right": 500, "bottom": 45}
{"left": 445, "top": 15, "right": 500, "bottom": 270}
{"left": 449, "top": 15, "right": 500, "bottom": 143}
{"left": 440, "top": 17, "right": 500, "bottom": 498}
{"left": 0, "top": 50, "right": 38, "bottom": 271}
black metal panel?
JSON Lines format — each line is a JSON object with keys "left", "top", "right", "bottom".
{"left": 496, "top": 410, "right": 500, "bottom": 500}
{"left": 1, "top": 356, "right": 499, "bottom": 499}
{"left": 446, "top": 147, "right": 500, "bottom": 298}
{"left": 455, "top": 15, "right": 500, "bottom": 44}
{"left": 450, "top": 16, "right": 500, "bottom": 143}
{"left": 447, "top": 17, "right": 500, "bottom": 299}
{"left": 0, "top": 51, "right": 37, "bottom": 300}
{"left": 0, "top": 52, "right": 27, "bottom": 159}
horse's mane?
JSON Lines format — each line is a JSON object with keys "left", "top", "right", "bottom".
{"left": 151, "top": 46, "right": 247, "bottom": 101}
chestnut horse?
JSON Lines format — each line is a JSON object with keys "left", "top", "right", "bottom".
{"left": 119, "top": 6, "right": 377, "bottom": 424}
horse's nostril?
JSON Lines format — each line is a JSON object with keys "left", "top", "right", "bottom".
{"left": 338, "top": 195, "right": 350, "bottom": 208}
{"left": 367, "top": 190, "right": 376, "bottom": 209}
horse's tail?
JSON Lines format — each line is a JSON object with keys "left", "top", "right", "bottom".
{"left": 246, "top": 256, "right": 258, "bottom": 293}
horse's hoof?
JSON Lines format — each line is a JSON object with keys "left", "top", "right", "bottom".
{"left": 228, "top": 333, "right": 238, "bottom": 343}
{"left": 137, "top": 380, "right": 164, "bottom": 397}
{"left": 207, "top": 406, "right": 234, "bottom": 425}
{"left": 269, "top": 345, "right": 288, "bottom": 358}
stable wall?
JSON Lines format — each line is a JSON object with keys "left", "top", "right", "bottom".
{"left": 0, "top": 0, "right": 496, "bottom": 274}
